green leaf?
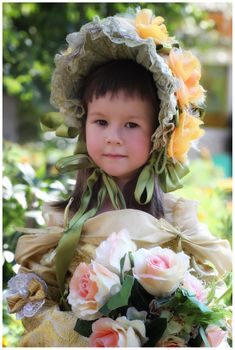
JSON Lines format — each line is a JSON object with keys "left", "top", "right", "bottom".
{"left": 214, "top": 283, "right": 232, "bottom": 305}
{"left": 119, "top": 251, "right": 133, "bottom": 284}
{"left": 35, "top": 163, "right": 46, "bottom": 179}
{"left": 206, "top": 278, "right": 218, "bottom": 305}
{"left": 4, "top": 76, "right": 22, "bottom": 94}
{"left": 98, "top": 303, "right": 110, "bottom": 316}
{"left": 128, "top": 251, "right": 134, "bottom": 268}
{"left": 160, "top": 289, "right": 227, "bottom": 326}
{"left": 99, "top": 275, "right": 134, "bottom": 315}
{"left": 119, "top": 253, "right": 126, "bottom": 284}
{"left": 130, "top": 279, "right": 153, "bottom": 310}
{"left": 74, "top": 319, "right": 93, "bottom": 337}
{"left": 144, "top": 318, "right": 167, "bottom": 347}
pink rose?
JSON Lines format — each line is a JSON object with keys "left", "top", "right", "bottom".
{"left": 89, "top": 316, "right": 147, "bottom": 347}
{"left": 95, "top": 229, "right": 137, "bottom": 274}
{"left": 182, "top": 272, "right": 207, "bottom": 303}
{"left": 68, "top": 261, "right": 121, "bottom": 320}
{"left": 157, "top": 335, "right": 187, "bottom": 347}
{"left": 205, "top": 325, "right": 229, "bottom": 347}
{"left": 133, "top": 247, "right": 189, "bottom": 296}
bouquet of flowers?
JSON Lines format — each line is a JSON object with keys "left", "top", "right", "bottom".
{"left": 6, "top": 229, "right": 232, "bottom": 347}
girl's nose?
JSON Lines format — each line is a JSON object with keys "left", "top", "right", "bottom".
{"left": 105, "top": 128, "right": 123, "bottom": 145}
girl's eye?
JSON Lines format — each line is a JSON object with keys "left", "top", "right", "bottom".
{"left": 95, "top": 119, "right": 107, "bottom": 126}
{"left": 126, "top": 122, "right": 138, "bottom": 129}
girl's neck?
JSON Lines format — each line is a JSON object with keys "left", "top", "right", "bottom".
{"left": 97, "top": 196, "right": 115, "bottom": 214}
{"left": 96, "top": 178, "right": 129, "bottom": 214}
{"left": 115, "top": 178, "right": 128, "bottom": 192}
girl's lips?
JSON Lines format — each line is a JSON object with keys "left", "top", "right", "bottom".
{"left": 103, "top": 154, "right": 127, "bottom": 158}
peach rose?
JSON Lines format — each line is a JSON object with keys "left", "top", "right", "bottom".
{"left": 89, "top": 316, "right": 147, "bottom": 347}
{"left": 168, "top": 48, "right": 205, "bottom": 108}
{"left": 68, "top": 261, "right": 121, "bottom": 320}
{"left": 167, "top": 110, "right": 205, "bottom": 163}
{"left": 205, "top": 325, "right": 229, "bottom": 347}
{"left": 182, "top": 272, "right": 207, "bottom": 303}
{"left": 135, "top": 9, "right": 172, "bottom": 45}
{"left": 95, "top": 229, "right": 137, "bottom": 274}
{"left": 133, "top": 247, "right": 190, "bottom": 296}
{"left": 157, "top": 335, "right": 187, "bottom": 347}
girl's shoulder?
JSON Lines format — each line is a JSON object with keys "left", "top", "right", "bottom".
{"left": 42, "top": 202, "right": 65, "bottom": 227}
{"left": 162, "top": 192, "right": 200, "bottom": 226}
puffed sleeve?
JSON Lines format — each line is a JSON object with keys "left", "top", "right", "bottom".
{"left": 13, "top": 203, "right": 90, "bottom": 347}
{"left": 163, "top": 193, "right": 232, "bottom": 276}
{"left": 41, "top": 202, "right": 65, "bottom": 227}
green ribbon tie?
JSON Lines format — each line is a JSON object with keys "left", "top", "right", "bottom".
{"left": 55, "top": 167, "right": 126, "bottom": 294}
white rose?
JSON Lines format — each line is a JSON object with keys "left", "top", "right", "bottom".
{"left": 89, "top": 316, "right": 147, "bottom": 347}
{"left": 95, "top": 229, "right": 137, "bottom": 274}
{"left": 68, "top": 261, "right": 121, "bottom": 320}
{"left": 133, "top": 246, "right": 190, "bottom": 296}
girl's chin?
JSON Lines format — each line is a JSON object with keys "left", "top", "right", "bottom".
{"left": 103, "top": 169, "right": 134, "bottom": 179}
{"left": 107, "top": 172, "right": 137, "bottom": 188}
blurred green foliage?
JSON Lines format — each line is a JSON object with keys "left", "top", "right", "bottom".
{"left": 175, "top": 158, "right": 232, "bottom": 244}
{"left": 2, "top": 302, "right": 24, "bottom": 347}
{"left": 3, "top": 2, "right": 210, "bottom": 142}
{"left": 3, "top": 139, "right": 75, "bottom": 347}
{"left": 3, "top": 139, "right": 74, "bottom": 288}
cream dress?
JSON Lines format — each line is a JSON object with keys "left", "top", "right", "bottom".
{"left": 14, "top": 193, "right": 232, "bottom": 347}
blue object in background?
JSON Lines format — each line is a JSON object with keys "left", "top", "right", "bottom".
{"left": 212, "top": 153, "right": 232, "bottom": 177}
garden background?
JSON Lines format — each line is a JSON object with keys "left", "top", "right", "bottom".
{"left": 2, "top": 2, "right": 232, "bottom": 347}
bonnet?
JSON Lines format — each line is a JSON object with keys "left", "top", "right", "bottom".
{"left": 40, "top": 8, "right": 206, "bottom": 294}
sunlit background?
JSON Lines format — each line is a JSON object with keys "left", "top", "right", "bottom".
{"left": 2, "top": 3, "right": 232, "bottom": 347}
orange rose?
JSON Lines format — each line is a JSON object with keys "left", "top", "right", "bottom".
{"left": 135, "top": 9, "right": 171, "bottom": 45}
{"left": 168, "top": 49, "right": 205, "bottom": 108}
{"left": 167, "top": 111, "right": 205, "bottom": 163}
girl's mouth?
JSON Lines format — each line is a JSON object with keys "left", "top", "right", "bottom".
{"left": 103, "top": 154, "right": 127, "bottom": 159}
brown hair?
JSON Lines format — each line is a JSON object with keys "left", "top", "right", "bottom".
{"left": 52, "top": 60, "right": 164, "bottom": 218}
{"left": 82, "top": 59, "right": 159, "bottom": 119}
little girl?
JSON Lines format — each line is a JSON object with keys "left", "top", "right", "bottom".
{"left": 6, "top": 8, "right": 232, "bottom": 347}
{"left": 54, "top": 59, "right": 164, "bottom": 217}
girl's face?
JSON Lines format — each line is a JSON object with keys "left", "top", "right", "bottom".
{"left": 85, "top": 91, "right": 155, "bottom": 188}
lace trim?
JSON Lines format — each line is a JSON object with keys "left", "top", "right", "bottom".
{"left": 6, "top": 273, "right": 48, "bottom": 319}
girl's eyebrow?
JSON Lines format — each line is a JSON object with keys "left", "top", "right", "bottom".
{"left": 88, "top": 112, "right": 144, "bottom": 120}
{"left": 88, "top": 112, "right": 108, "bottom": 117}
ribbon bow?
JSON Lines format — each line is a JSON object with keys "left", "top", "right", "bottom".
{"left": 135, "top": 149, "right": 189, "bottom": 204}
